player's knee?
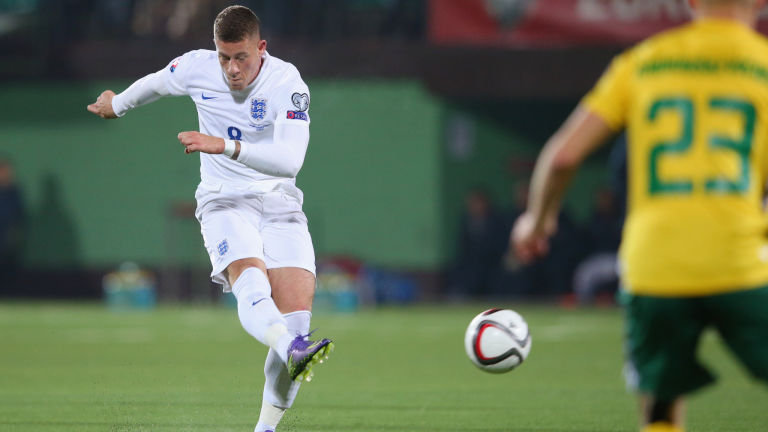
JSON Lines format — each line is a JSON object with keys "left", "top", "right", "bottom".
{"left": 269, "top": 267, "right": 315, "bottom": 311}
{"left": 274, "top": 294, "right": 313, "bottom": 314}
{"left": 226, "top": 258, "right": 267, "bottom": 286}
{"left": 231, "top": 267, "right": 271, "bottom": 301}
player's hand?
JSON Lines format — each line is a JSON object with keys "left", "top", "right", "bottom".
{"left": 511, "top": 212, "right": 557, "bottom": 264}
{"left": 87, "top": 90, "right": 118, "bottom": 119}
{"left": 177, "top": 131, "right": 225, "bottom": 155}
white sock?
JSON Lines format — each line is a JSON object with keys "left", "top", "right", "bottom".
{"left": 258, "top": 310, "right": 311, "bottom": 431}
{"left": 263, "top": 311, "right": 311, "bottom": 407}
{"left": 254, "top": 399, "right": 286, "bottom": 432}
{"left": 232, "top": 268, "right": 293, "bottom": 361}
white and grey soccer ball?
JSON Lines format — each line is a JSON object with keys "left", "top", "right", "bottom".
{"left": 464, "top": 308, "right": 532, "bottom": 373}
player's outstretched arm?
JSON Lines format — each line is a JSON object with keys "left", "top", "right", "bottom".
{"left": 512, "top": 106, "right": 614, "bottom": 264}
{"left": 87, "top": 90, "right": 118, "bottom": 119}
{"left": 87, "top": 70, "right": 174, "bottom": 120}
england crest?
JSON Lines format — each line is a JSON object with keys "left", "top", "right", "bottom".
{"left": 217, "top": 239, "right": 229, "bottom": 256}
{"left": 250, "top": 98, "right": 267, "bottom": 121}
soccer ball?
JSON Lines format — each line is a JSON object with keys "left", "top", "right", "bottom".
{"left": 464, "top": 308, "right": 532, "bottom": 373}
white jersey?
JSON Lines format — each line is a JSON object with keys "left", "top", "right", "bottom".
{"left": 133, "top": 49, "right": 311, "bottom": 191}
{"left": 110, "top": 49, "right": 317, "bottom": 285}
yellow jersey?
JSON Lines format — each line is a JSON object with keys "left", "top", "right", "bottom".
{"left": 583, "top": 18, "right": 768, "bottom": 296}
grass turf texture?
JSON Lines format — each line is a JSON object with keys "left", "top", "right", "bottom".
{"left": 1, "top": 302, "right": 766, "bottom": 431}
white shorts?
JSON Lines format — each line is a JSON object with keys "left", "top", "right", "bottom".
{"left": 194, "top": 182, "right": 316, "bottom": 292}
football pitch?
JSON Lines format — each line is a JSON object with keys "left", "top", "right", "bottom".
{"left": 1, "top": 302, "right": 766, "bottom": 432}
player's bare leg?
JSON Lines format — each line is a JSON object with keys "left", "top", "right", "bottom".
{"left": 269, "top": 267, "right": 315, "bottom": 313}
{"left": 639, "top": 396, "right": 686, "bottom": 432}
{"left": 255, "top": 267, "right": 333, "bottom": 432}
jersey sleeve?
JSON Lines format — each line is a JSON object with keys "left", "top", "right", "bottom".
{"left": 273, "top": 68, "right": 311, "bottom": 125}
{"left": 581, "top": 51, "right": 634, "bottom": 131}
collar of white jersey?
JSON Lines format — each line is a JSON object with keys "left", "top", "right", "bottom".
{"left": 227, "top": 51, "right": 271, "bottom": 95}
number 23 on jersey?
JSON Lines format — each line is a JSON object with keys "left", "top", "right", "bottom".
{"left": 645, "top": 96, "right": 755, "bottom": 196}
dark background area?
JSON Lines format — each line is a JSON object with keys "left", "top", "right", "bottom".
{"left": 0, "top": 0, "right": 687, "bottom": 303}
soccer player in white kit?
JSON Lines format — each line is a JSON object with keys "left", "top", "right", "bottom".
{"left": 87, "top": 6, "right": 333, "bottom": 432}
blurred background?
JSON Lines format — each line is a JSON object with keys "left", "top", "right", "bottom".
{"left": 1, "top": 0, "right": 762, "bottom": 309}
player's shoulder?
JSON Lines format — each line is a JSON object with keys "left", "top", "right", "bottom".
{"left": 170, "top": 49, "right": 218, "bottom": 74}
{"left": 629, "top": 20, "right": 768, "bottom": 62}
{"left": 266, "top": 53, "right": 306, "bottom": 88}
{"left": 618, "top": 25, "right": 687, "bottom": 65}
{"left": 742, "top": 27, "right": 768, "bottom": 57}
{"left": 604, "top": 23, "right": 704, "bottom": 74}
{"left": 178, "top": 49, "right": 219, "bottom": 66}
{"left": 267, "top": 53, "right": 301, "bottom": 76}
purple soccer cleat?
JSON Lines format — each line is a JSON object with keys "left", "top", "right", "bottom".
{"left": 287, "top": 332, "right": 334, "bottom": 382}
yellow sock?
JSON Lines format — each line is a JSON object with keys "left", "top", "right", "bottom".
{"left": 642, "top": 422, "right": 684, "bottom": 432}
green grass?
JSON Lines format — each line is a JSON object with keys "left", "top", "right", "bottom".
{"left": 1, "top": 302, "right": 766, "bottom": 431}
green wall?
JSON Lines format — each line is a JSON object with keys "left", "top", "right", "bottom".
{"left": 438, "top": 105, "right": 611, "bottom": 260}
{"left": 300, "top": 81, "right": 444, "bottom": 268}
{"left": 1, "top": 82, "right": 203, "bottom": 268}
{"left": 0, "top": 80, "right": 445, "bottom": 269}
{"left": 1, "top": 81, "right": 609, "bottom": 271}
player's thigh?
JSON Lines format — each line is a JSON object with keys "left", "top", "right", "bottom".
{"left": 260, "top": 190, "right": 316, "bottom": 312}
{"left": 268, "top": 267, "right": 316, "bottom": 313}
{"left": 707, "top": 285, "right": 768, "bottom": 382}
{"left": 261, "top": 192, "right": 315, "bottom": 271}
{"left": 197, "top": 200, "right": 265, "bottom": 290}
{"left": 624, "top": 294, "right": 713, "bottom": 399}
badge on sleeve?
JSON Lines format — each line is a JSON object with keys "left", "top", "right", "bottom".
{"left": 291, "top": 93, "right": 309, "bottom": 112}
{"left": 286, "top": 111, "right": 308, "bottom": 121}
{"left": 169, "top": 58, "right": 180, "bottom": 73}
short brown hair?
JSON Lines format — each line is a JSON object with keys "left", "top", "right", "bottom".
{"left": 214, "top": 5, "right": 261, "bottom": 42}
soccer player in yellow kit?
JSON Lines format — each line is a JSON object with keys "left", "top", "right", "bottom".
{"left": 512, "top": 1, "right": 768, "bottom": 431}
